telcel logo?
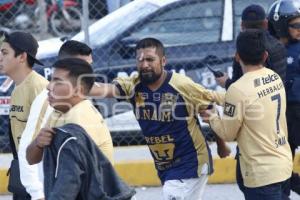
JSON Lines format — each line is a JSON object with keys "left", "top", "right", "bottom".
{"left": 262, "top": 74, "right": 279, "bottom": 85}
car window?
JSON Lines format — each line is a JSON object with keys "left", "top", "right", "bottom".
{"left": 233, "top": 0, "right": 275, "bottom": 38}
{"left": 85, "top": 2, "right": 158, "bottom": 47}
{"left": 128, "top": 0, "right": 223, "bottom": 46}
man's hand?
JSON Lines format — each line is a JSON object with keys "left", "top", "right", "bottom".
{"left": 216, "top": 141, "right": 231, "bottom": 158}
{"left": 199, "top": 107, "right": 216, "bottom": 123}
{"left": 215, "top": 73, "right": 229, "bottom": 88}
{"left": 34, "top": 127, "right": 56, "bottom": 148}
{"left": 215, "top": 133, "right": 231, "bottom": 158}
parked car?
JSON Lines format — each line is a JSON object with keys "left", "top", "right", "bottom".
{"left": 0, "top": 0, "right": 276, "bottom": 149}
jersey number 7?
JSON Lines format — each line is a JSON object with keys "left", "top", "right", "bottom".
{"left": 271, "top": 94, "right": 281, "bottom": 134}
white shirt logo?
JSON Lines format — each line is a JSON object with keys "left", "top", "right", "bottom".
{"left": 287, "top": 56, "right": 294, "bottom": 65}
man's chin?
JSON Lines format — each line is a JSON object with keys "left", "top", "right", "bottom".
{"left": 140, "top": 76, "right": 156, "bottom": 84}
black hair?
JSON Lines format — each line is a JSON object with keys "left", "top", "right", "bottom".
{"left": 136, "top": 37, "right": 165, "bottom": 57}
{"left": 58, "top": 40, "right": 92, "bottom": 58}
{"left": 236, "top": 30, "right": 266, "bottom": 65}
{"left": 13, "top": 48, "right": 35, "bottom": 67}
{"left": 53, "top": 58, "right": 95, "bottom": 94}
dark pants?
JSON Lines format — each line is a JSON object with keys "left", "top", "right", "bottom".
{"left": 286, "top": 103, "right": 300, "bottom": 193}
{"left": 287, "top": 104, "right": 300, "bottom": 157}
{"left": 13, "top": 193, "right": 31, "bottom": 200}
{"left": 235, "top": 148, "right": 245, "bottom": 193}
{"left": 243, "top": 180, "right": 290, "bottom": 200}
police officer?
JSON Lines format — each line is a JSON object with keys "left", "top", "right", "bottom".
{"left": 268, "top": 0, "right": 300, "bottom": 195}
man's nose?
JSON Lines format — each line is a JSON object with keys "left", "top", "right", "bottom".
{"left": 140, "top": 60, "right": 149, "bottom": 69}
{"left": 46, "top": 82, "right": 53, "bottom": 91}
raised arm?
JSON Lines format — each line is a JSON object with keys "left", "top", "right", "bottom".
{"left": 89, "top": 82, "right": 120, "bottom": 98}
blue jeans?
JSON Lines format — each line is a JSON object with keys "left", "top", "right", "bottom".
{"left": 243, "top": 180, "right": 290, "bottom": 200}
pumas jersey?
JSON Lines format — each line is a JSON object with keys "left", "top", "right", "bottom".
{"left": 115, "top": 71, "right": 224, "bottom": 183}
{"left": 9, "top": 71, "right": 48, "bottom": 150}
{"left": 47, "top": 100, "right": 114, "bottom": 164}
{"left": 210, "top": 67, "right": 292, "bottom": 187}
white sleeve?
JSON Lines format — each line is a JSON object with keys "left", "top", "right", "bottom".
{"left": 18, "top": 89, "right": 53, "bottom": 200}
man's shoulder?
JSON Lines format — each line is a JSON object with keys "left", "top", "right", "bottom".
{"left": 228, "top": 74, "right": 254, "bottom": 96}
{"left": 29, "top": 71, "right": 49, "bottom": 86}
{"left": 169, "top": 72, "right": 195, "bottom": 87}
{"left": 265, "top": 32, "right": 285, "bottom": 51}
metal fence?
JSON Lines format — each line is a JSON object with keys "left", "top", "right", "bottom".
{"left": 0, "top": 0, "right": 276, "bottom": 153}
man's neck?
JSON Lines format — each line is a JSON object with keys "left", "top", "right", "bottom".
{"left": 10, "top": 66, "right": 32, "bottom": 86}
{"left": 61, "top": 98, "right": 86, "bottom": 114}
{"left": 242, "top": 64, "right": 264, "bottom": 74}
{"left": 147, "top": 70, "right": 167, "bottom": 91}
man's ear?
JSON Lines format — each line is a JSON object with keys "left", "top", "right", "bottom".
{"left": 235, "top": 52, "right": 240, "bottom": 63}
{"left": 262, "top": 51, "right": 269, "bottom": 63}
{"left": 18, "top": 52, "right": 28, "bottom": 64}
{"left": 161, "top": 56, "right": 167, "bottom": 67}
{"left": 73, "top": 84, "right": 86, "bottom": 98}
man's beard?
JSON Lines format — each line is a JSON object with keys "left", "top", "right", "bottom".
{"left": 139, "top": 70, "right": 162, "bottom": 85}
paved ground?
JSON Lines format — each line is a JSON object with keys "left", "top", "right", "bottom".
{"left": 1, "top": 184, "right": 300, "bottom": 200}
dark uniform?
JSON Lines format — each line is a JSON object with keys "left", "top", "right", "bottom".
{"left": 268, "top": 0, "right": 300, "bottom": 196}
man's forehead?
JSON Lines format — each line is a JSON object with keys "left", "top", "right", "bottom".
{"left": 0, "top": 42, "right": 12, "bottom": 50}
{"left": 53, "top": 68, "right": 69, "bottom": 77}
{"left": 136, "top": 47, "right": 158, "bottom": 57}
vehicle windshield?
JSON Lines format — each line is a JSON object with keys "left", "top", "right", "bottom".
{"left": 72, "top": 1, "right": 159, "bottom": 47}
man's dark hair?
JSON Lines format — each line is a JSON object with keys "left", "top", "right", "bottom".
{"left": 13, "top": 48, "right": 35, "bottom": 67}
{"left": 53, "top": 58, "right": 95, "bottom": 94}
{"left": 136, "top": 37, "right": 165, "bottom": 57}
{"left": 58, "top": 40, "right": 92, "bottom": 58}
{"left": 236, "top": 30, "right": 266, "bottom": 65}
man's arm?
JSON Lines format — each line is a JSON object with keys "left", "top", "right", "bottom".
{"left": 26, "top": 128, "right": 55, "bottom": 165}
{"left": 200, "top": 86, "right": 244, "bottom": 142}
{"left": 215, "top": 134, "right": 231, "bottom": 158}
{"left": 19, "top": 89, "right": 51, "bottom": 200}
{"left": 89, "top": 82, "right": 120, "bottom": 98}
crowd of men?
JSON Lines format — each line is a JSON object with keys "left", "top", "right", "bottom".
{"left": 0, "top": 0, "right": 300, "bottom": 200}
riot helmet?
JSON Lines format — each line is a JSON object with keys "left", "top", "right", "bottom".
{"left": 268, "top": 0, "right": 300, "bottom": 38}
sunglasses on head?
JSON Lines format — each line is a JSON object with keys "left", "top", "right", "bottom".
{"left": 289, "top": 23, "right": 300, "bottom": 29}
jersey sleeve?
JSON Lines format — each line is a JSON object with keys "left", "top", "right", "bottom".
{"left": 209, "top": 85, "right": 244, "bottom": 141}
{"left": 112, "top": 75, "right": 139, "bottom": 101}
{"left": 171, "top": 74, "right": 225, "bottom": 110}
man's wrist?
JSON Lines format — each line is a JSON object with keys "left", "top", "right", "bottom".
{"left": 34, "top": 139, "right": 43, "bottom": 149}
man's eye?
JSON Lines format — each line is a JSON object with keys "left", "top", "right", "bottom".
{"left": 146, "top": 58, "right": 154, "bottom": 62}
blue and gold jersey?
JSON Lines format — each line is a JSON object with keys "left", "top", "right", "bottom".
{"left": 114, "top": 71, "right": 224, "bottom": 183}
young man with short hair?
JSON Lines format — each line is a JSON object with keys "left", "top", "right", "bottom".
{"left": 19, "top": 40, "right": 113, "bottom": 200}
{"left": 0, "top": 31, "right": 47, "bottom": 200}
{"left": 29, "top": 58, "right": 130, "bottom": 199}
{"left": 201, "top": 30, "right": 292, "bottom": 200}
